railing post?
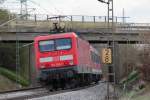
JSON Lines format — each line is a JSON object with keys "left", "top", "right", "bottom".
{"left": 115, "top": 17, "right": 117, "bottom": 23}
{"left": 47, "top": 15, "right": 49, "bottom": 21}
{"left": 82, "top": 16, "right": 84, "bottom": 23}
{"left": 94, "top": 16, "right": 96, "bottom": 23}
{"left": 105, "top": 16, "right": 107, "bottom": 22}
{"left": 34, "top": 14, "right": 37, "bottom": 22}
{"left": 71, "top": 16, "right": 73, "bottom": 22}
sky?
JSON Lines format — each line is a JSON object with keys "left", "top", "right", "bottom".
{"left": 1, "top": 0, "right": 150, "bottom": 23}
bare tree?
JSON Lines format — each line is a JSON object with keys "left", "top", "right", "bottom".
{"left": 119, "top": 44, "right": 139, "bottom": 77}
{"left": 0, "top": 0, "right": 6, "bottom": 4}
{"left": 138, "top": 33, "right": 150, "bottom": 81}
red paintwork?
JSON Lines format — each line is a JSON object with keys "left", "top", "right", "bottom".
{"left": 77, "top": 37, "right": 91, "bottom": 68}
{"left": 34, "top": 32, "right": 78, "bottom": 70}
{"left": 77, "top": 37, "right": 101, "bottom": 72}
{"left": 34, "top": 32, "right": 101, "bottom": 73}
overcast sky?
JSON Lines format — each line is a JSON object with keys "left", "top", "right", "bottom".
{"left": 1, "top": 0, "right": 150, "bottom": 23}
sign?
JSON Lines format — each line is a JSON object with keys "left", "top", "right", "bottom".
{"left": 102, "top": 48, "right": 112, "bottom": 64}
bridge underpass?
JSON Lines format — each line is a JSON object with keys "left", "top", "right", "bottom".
{"left": 1, "top": 13, "right": 150, "bottom": 85}
{"left": 1, "top": 31, "right": 148, "bottom": 83}
{"left": 0, "top": 31, "right": 141, "bottom": 42}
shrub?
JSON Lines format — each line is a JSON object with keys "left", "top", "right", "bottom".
{"left": 0, "top": 67, "right": 29, "bottom": 86}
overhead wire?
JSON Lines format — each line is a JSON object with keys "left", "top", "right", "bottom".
{"left": 2, "top": 0, "right": 72, "bottom": 20}
{"left": 28, "top": 0, "right": 56, "bottom": 15}
{"left": 29, "top": 0, "right": 71, "bottom": 19}
{"left": 29, "top": 0, "right": 74, "bottom": 31}
{"left": 45, "top": 0, "right": 74, "bottom": 20}
{"left": 1, "top": 0, "right": 75, "bottom": 30}
{"left": 45, "top": 0, "right": 75, "bottom": 32}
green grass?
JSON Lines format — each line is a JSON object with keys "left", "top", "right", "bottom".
{"left": 121, "top": 88, "right": 149, "bottom": 100}
{"left": 120, "top": 70, "right": 139, "bottom": 85}
{"left": 0, "top": 67, "right": 30, "bottom": 86}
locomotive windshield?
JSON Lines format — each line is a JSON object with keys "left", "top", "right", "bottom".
{"left": 39, "top": 40, "right": 55, "bottom": 52}
{"left": 39, "top": 38, "right": 71, "bottom": 52}
{"left": 56, "top": 39, "right": 71, "bottom": 50}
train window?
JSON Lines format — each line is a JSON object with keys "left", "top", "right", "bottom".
{"left": 56, "top": 38, "right": 71, "bottom": 50}
{"left": 91, "top": 51, "right": 100, "bottom": 64}
{"left": 39, "top": 40, "right": 55, "bottom": 52}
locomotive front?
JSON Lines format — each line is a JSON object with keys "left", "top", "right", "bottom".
{"left": 34, "top": 33, "right": 78, "bottom": 82}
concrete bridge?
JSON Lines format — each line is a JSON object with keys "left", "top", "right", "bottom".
{"left": 0, "top": 31, "right": 141, "bottom": 44}
{"left": 1, "top": 14, "right": 150, "bottom": 83}
{"left": 0, "top": 14, "right": 150, "bottom": 43}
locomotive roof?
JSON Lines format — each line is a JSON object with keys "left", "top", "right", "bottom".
{"left": 34, "top": 32, "right": 78, "bottom": 41}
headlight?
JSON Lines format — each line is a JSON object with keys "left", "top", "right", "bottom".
{"left": 41, "top": 66, "right": 45, "bottom": 68}
{"left": 69, "top": 61, "right": 74, "bottom": 65}
{"left": 40, "top": 57, "right": 53, "bottom": 63}
{"left": 60, "top": 55, "right": 73, "bottom": 60}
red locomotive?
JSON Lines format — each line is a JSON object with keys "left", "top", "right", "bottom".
{"left": 34, "top": 32, "right": 102, "bottom": 89}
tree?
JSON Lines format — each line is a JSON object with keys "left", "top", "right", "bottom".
{"left": 0, "top": 9, "right": 10, "bottom": 24}
{"left": 0, "top": 0, "right": 10, "bottom": 24}
{"left": 138, "top": 33, "right": 150, "bottom": 81}
{"left": 0, "top": 43, "right": 16, "bottom": 70}
{"left": 138, "top": 45, "right": 150, "bottom": 81}
{"left": 0, "top": 0, "right": 6, "bottom": 4}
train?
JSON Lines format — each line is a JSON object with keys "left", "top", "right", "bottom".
{"left": 34, "top": 32, "right": 102, "bottom": 90}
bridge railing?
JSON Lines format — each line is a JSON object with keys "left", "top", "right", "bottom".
{"left": 7, "top": 14, "right": 124, "bottom": 22}
{"left": 116, "top": 23, "right": 150, "bottom": 31}
{"left": 1, "top": 14, "right": 150, "bottom": 32}
{"left": 1, "top": 14, "right": 113, "bottom": 32}
{"left": 26, "top": 14, "right": 109, "bottom": 23}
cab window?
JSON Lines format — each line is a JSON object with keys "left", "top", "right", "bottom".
{"left": 39, "top": 38, "right": 71, "bottom": 52}
{"left": 39, "top": 40, "right": 54, "bottom": 52}
{"left": 56, "top": 38, "right": 71, "bottom": 50}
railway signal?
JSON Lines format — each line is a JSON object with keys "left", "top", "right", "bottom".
{"left": 102, "top": 48, "right": 112, "bottom": 64}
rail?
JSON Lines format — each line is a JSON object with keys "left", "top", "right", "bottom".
{"left": 0, "top": 81, "right": 103, "bottom": 100}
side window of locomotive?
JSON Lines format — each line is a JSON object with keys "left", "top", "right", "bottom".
{"left": 91, "top": 52, "right": 95, "bottom": 62}
{"left": 91, "top": 51, "right": 100, "bottom": 64}
{"left": 39, "top": 40, "right": 55, "bottom": 52}
{"left": 96, "top": 54, "right": 100, "bottom": 64}
{"left": 56, "top": 38, "right": 71, "bottom": 50}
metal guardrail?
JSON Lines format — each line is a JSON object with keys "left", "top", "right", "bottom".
{"left": 1, "top": 14, "right": 150, "bottom": 32}
{"left": 7, "top": 14, "right": 110, "bottom": 23}
{"left": 25, "top": 14, "right": 110, "bottom": 22}
{"left": 117, "top": 23, "right": 150, "bottom": 31}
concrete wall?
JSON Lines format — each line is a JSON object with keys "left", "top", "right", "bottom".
{"left": 19, "top": 43, "right": 37, "bottom": 86}
{"left": 92, "top": 43, "right": 139, "bottom": 83}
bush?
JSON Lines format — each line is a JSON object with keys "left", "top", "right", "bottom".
{"left": 0, "top": 67, "right": 29, "bottom": 86}
{"left": 139, "top": 64, "right": 150, "bottom": 81}
{"left": 120, "top": 70, "right": 139, "bottom": 85}
{"left": 0, "top": 43, "right": 16, "bottom": 70}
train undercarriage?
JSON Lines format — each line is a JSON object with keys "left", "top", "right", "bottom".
{"left": 38, "top": 67, "right": 102, "bottom": 91}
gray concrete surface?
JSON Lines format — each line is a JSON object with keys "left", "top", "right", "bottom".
{"left": 30, "top": 82, "right": 113, "bottom": 100}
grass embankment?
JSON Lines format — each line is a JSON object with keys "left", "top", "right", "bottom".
{"left": 121, "top": 84, "right": 150, "bottom": 100}
{"left": 0, "top": 67, "right": 29, "bottom": 86}
{"left": 120, "top": 70, "right": 139, "bottom": 85}
{"left": 120, "top": 70, "right": 150, "bottom": 100}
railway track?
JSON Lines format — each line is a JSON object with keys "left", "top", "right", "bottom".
{"left": 0, "top": 81, "right": 106, "bottom": 100}
{"left": 0, "top": 86, "right": 46, "bottom": 100}
{"left": 0, "top": 86, "right": 43, "bottom": 94}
